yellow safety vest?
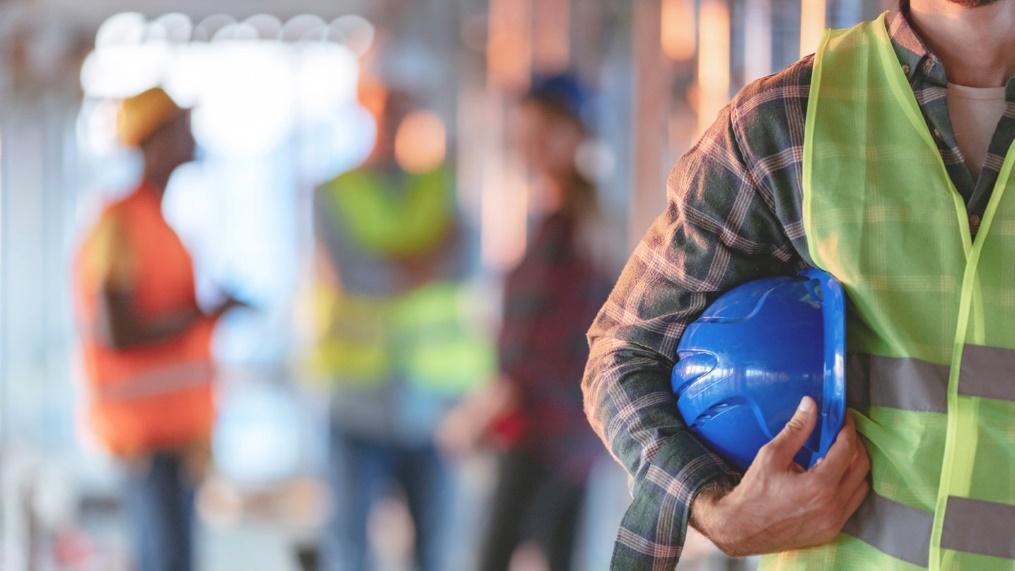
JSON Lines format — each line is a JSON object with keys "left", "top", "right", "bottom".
{"left": 308, "top": 165, "right": 493, "bottom": 394}
{"left": 327, "top": 165, "right": 452, "bottom": 258}
{"left": 762, "top": 13, "right": 1015, "bottom": 570}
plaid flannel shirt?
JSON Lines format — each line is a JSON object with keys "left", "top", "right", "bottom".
{"left": 499, "top": 211, "right": 612, "bottom": 482}
{"left": 582, "top": 6, "right": 1015, "bottom": 569}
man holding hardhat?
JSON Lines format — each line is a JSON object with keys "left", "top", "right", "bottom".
{"left": 584, "top": 0, "right": 1015, "bottom": 569}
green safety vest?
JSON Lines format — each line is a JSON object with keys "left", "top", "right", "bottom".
{"left": 307, "top": 165, "right": 494, "bottom": 394}
{"left": 327, "top": 165, "right": 452, "bottom": 257}
{"left": 761, "top": 13, "right": 1015, "bottom": 570}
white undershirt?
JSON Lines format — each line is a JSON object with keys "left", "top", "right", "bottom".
{"left": 946, "top": 83, "right": 1007, "bottom": 180}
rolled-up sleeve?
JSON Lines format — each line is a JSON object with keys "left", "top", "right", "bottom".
{"left": 582, "top": 100, "right": 801, "bottom": 569}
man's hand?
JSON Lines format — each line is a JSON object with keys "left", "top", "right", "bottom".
{"left": 436, "top": 378, "right": 518, "bottom": 459}
{"left": 690, "top": 396, "right": 870, "bottom": 557}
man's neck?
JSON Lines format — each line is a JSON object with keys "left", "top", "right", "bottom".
{"left": 142, "top": 169, "right": 170, "bottom": 196}
{"left": 908, "top": 0, "right": 1015, "bottom": 87}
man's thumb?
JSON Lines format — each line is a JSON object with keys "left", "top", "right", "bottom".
{"left": 764, "top": 396, "right": 817, "bottom": 465}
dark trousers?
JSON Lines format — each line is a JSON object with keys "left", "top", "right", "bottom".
{"left": 479, "top": 449, "right": 587, "bottom": 571}
{"left": 122, "top": 450, "right": 196, "bottom": 571}
{"left": 324, "top": 425, "right": 452, "bottom": 571}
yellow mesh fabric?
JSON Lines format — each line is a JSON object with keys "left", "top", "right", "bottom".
{"left": 780, "top": 11, "right": 1015, "bottom": 570}
{"left": 932, "top": 148, "right": 1015, "bottom": 569}
{"left": 308, "top": 283, "right": 493, "bottom": 394}
{"left": 801, "top": 17, "right": 960, "bottom": 568}
{"left": 323, "top": 166, "right": 453, "bottom": 258}
{"left": 761, "top": 535, "right": 924, "bottom": 571}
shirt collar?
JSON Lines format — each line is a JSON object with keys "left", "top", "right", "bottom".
{"left": 888, "top": 1, "right": 948, "bottom": 87}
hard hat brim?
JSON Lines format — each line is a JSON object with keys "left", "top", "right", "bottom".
{"left": 804, "top": 268, "right": 847, "bottom": 467}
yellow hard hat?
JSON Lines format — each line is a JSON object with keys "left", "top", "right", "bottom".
{"left": 115, "top": 87, "right": 185, "bottom": 148}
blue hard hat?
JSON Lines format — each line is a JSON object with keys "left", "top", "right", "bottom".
{"left": 671, "top": 269, "right": 846, "bottom": 471}
{"left": 527, "top": 73, "right": 594, "bottom": 130}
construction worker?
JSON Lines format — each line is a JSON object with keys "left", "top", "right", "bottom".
{"left": 310, "top": 85, "right": 492, "bottom": 571}
{"left": 438, "top": 74, "right": 613, "bottom": 571}
{"left": 583, "top": 0, "right": 1015, "bottom": 569}
{"left": 74, "top": 87, "right": 242, "bottom": 571}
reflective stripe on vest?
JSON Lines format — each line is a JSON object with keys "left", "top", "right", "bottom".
{"left": 760, "top": 11, "right": 1015, "bottom": 571}
{"left": 843, "top": 492, "right": 933, "bottom": 567}
{"left": 390, "top": 283, "right": 495, "bottom": 393}
{"left": 95, "top": 360, "right": 214, "bottom": 402}
{"left": 308, "top": 281, "right": 493, "bottom": 393}
{"left": 958, "top": 344, "right": 1015, "bottom": 402}
{"left": 847, "top": 354, "right": 949, "bottom": 412}
{"left": 941, "top": 497, "right": 1015, "bottom": 560}
{"left": 842, "top": 492, "right": 1015, "bottom": 564}
{"left": 847, "top": 345, "right": 1015, "bottom": 419}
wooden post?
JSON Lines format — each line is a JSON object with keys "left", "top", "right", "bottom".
{"left": 696, "top": 0, "right": 730, "bottom": 137}
{"left": 481, "top": 0, "right": 533, "bottom": 270}
{"left": 800, "top": 0, "right": 827, "bottom": 57}
{"left": 532, "top": 0, "right": 570, "bottom": 73}
{"left": 630, "top": 0, "right": 672, "bottom": 244}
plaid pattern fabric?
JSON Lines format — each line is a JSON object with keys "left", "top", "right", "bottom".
{"left": 582, "top": 5, "right": 1015, "bottom": 569}
{"left": 500, "top": 211, "right": 613, "bottom": 482}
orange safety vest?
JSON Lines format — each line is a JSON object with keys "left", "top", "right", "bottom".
{"left": 74, "top": 182, "right": 215, "bottom": 455}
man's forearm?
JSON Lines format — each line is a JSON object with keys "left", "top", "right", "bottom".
{"left": 97, "top": 288, "right": 208, "bottom": 349}
{"left": 583, "top": 340, "right": 738, "bottom": 543}
{"left": 581, "top": 341, "right": 683, "bottom": 477}
{"left": 688, "top": 478, "right": 737, "bottom": 535}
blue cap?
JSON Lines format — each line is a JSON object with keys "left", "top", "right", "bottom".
{"left": 671, "top": 269, "right": 846, "bottom": 471}
{"left": 527, "top": 72, "right": 594, "bottom": 130}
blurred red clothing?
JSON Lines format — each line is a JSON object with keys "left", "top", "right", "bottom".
{"left": 493, "top": 211, "right": 611, "bottom": 482}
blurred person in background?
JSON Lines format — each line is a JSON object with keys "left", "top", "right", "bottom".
{"left": 438, "top": 74, "right": 613, "bottom": 571}
{"left": 73, "top": 87, "right": 243, "bottom": 571}
{"left": 309, "top": 79, "right": 492, "bottom": 571}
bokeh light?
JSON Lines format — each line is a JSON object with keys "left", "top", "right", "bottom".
{"left": 94, "top": 11, "right": 146, "bottom": 49}
{"left": 394, "top": 110, "right": 447, "bottom": 174}
{"left": 295, "top": 43, "right": 359, "bottom": 120}
{"left": 190, "top": 43, "right": 294, "bottom": 154}
{"left": 328, "top": 15, "right": 376, "bottom": 56}
{"left": 79, "top": 44, "right": 170, "bottom": 98}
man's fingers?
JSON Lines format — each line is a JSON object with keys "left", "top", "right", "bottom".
{"left": 811, "top": 414, "right": 859, "bottom": 481}
{"left": 837, "top": 439, "right": 871, "bottom": 491}
{"left": 761, "top": 396, "right": 818, "bottom": 467}
{"left": 839, "top": 477, "right": 870, "bottom": 526}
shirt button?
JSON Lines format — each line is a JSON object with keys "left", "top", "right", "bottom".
{"left": 933, "top": 128, "right": 943, "bottom": 142}
{"left": 970, "top": 214, "right": 981, "bottom": 229}
{"left": 902, "top": 64, "right": 911, "bottom": 76}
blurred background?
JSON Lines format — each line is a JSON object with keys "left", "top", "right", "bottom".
{"left": 0, "top": 1, "right": 894, "bottom": 570}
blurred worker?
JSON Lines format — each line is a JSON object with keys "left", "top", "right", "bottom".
{"left": 584, "top": 0, "right": 1015, "bottom": 569}
{"left": 439, "top": 74, "right": 613, "bottom": 571}
{"left": 309, "top": 83, "right": 492, "bottom": 571}
{"left": 74, "top": 87, "right": 242, "bottom": 571}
